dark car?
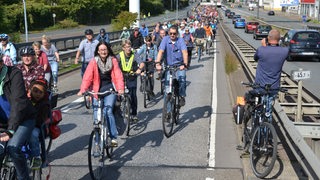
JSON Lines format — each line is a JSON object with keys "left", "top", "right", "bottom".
{"left": 280, "top": 29, "right": 320, "bottom": 61}
{"left": 232, "top": 15, "right": 241, "bottom": 24}
{"left": 228, "top": 12, "right": 235, "bottom": 19}
{"left": 253, "top": 25, "right": 272, "bottom": 39}
{"left": 268, "top": 11, "right": 275, "bottom": 15}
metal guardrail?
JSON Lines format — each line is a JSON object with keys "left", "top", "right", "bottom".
{"left": 220, "top": 14, "right": 320, "bottom": 179}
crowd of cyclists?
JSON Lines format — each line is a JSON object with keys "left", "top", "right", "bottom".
{"left": 0, "top": 3, "right": 220, "bottom": 179}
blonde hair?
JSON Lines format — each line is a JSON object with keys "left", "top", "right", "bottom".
{"left": 122, "top": 39, "right": 131, "bottom": 47}
{"left": 42, "top": 35, "right": 51, "bottom": 43}
{"left": 32, "top": 41, "right": 41, "bottom": 49}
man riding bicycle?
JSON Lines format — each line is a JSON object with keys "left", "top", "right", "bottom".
{"left": 155, "top": 25, "right": 188, "bottom": 107}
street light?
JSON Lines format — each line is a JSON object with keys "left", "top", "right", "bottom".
{"left": 23, "top": 0, "right": 29, "bottom": 42}
{"left": 176, "top": 0, "right": 179, "bottom": 20}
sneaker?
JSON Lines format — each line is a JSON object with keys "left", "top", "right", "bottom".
{"left": 132, "top": 116, "right": 139, "bottom": 122}
{"left": 111, "top": 139, "right": 118, "bottom": 147}
{"left": 195, "top": 52, "right": 198, "bottom": 56}
{"left": 31, "top": 157, "right": 42, "bottom": 170}
{"left": 179, "top": 97, "right": 185, "bottom": 107}
{"left": 150, "top": 91, "right": 155, "bottom": 97}
{"left": 166, "top": 113, "right": 171, "bottom": 123}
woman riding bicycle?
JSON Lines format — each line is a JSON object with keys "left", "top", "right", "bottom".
{"left": 77, "top": 41, "right": 124, "bottom": 147}
{"left": 136, "top": 35, "right": 158, "bottom": 97}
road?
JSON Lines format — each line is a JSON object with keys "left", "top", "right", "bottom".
{"left": 42, "top": 33, "right": 244, "bottom": 179}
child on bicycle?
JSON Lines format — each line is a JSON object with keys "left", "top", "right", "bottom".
{"left": 28, "top": 79, "right": 50, "bottom": 170}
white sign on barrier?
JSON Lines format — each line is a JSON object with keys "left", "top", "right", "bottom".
{"left": 291, "top": 70, "right": 311, "bottom": 80}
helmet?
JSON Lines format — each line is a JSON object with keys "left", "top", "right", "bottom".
{"left": 19, "top": 46, "right": 35, "bottom": 56}
{"left": 84, "top": 29, "right": 94, "bottom": 35}
{"left": 0, "top": 34, "right": 9, "bottom": 40}
{"left": 100, "top": 28, "right": 106, "bottom": 34}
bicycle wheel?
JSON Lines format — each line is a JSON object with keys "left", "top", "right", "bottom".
{"left": 162, "top": 94, "right": 175, "bottom": 137}
{"left": 46, "top": 137, "right": 53, "bottom": 155}
{"left": 241, "top": 106, "right": 254, "bottom": 152}
{"left": 88, "top": 129, "right": 104, "bottom": 180}
{"left": 249, "top": 122, "right": 278, "bottom": 178}
{"left": 123, "top": 96, "right": 132, "bottom": 136}
{"left": 143, "top": 76, "right": 147, "bottom": 108}
{"left": 32, "top": 169, "right": 42, "bottom": 180}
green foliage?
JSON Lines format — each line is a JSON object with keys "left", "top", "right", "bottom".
{"left": 225, "top": 52, "right": 238, "bottom": 74}
{"left": 112, "top": 11, "right": 138, "bottom": 31}
{"left": 8, "top": 32, "right": 21, "bottom": 43}
{"left": 57, "top": 18, "right": 79, "bottom": 28}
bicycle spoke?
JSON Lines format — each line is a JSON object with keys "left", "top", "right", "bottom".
{"left": 162, "top": 94, "right": 174, "bottom": 137}
{"left": 88, "top": 130, "right": 104, "bottom": 180}
{"left": 250, "top": 123, "right": 277, "bottom": 178}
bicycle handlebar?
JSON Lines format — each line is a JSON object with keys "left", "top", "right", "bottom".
{"left": 241, "top": 81, "right": 287, "bottom": 93}
{"left": 84, "top": 89, "right": 117, "bottom": 97}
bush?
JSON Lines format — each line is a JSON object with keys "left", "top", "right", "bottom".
{"left": 57, "top": 19, "right": 79, "bottom": 29}
{"left": 8, "top": 32, "right": 21, "bottom": 43}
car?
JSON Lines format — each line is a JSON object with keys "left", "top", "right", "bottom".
{"left": 234, "top": 18, "right": 246, "bottom": 28}
{"left": 280, "top": 29, "right": 320, "bottom": 61}
{"left": 245, "top": 21, "right": 259, "bottom": 33}
{"left": 268, "top": 11, "right": 275, "bottom": 15}
{"left": 228, "top": 12, "right": 235, "bottom": 19}
{"left": 253, "top": 25, "right": 272, "bottom": 39}
{"left": 249, "top": 7, "right": 254, "bottom": 11}
{"left": 232, "top": 15, "right": 241, "bottom": 24}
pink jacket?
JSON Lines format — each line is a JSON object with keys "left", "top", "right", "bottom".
{"left": 79, "top": 56, "right": 124, "bottom": 99}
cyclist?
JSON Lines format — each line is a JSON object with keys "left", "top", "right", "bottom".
{"left": 155, "top": 25, "right": 188, "bottom": 107}
{"left": 95, "top": 28, "right": 110, "bottom": 44}
{"left": 182, "top": 27, "right": 194, "bottom": 68}
{"left": 27, "top": 79, "right": 50, "bottom": 170}
{"left": 41, "top": 35, "right": 60, "bottom": 91}
{"left": 129, "top": 27, "right": 144, "bottom": 50}
{"left": 0, "top": 33, "right": 17, "bottom": 65}
{"left": 32, "top": 41, "right": 51, "bottom": 87}
{"left": 119, "top": 27, "right": 130, "bottom": 40}
{"left": 193, "top": 23, "right": 206, "bottom": 56}
{"left": 0, "top": 53, "right": 37, "bottom": 180}
{"left": 203, "top": 22, "right": 214, "bottom": 54}
{"left": 116, "top": 40, "right": 145, "bottom": 121}
{"left": 75, "top": 29, "right": 99, "bottom": 78}
{"left": 136, "top": 35, "right": 158, "bottom": 97}
{"left": 77, "top": 41, "right": 124, "bottom": 147}
{"left": 17, "top": 46, "right": 45, "bottom": 92}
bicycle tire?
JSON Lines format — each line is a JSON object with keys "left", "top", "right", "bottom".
{"left": 162, "top": 94, "right": 174, "bottom": 138}
{"left": 32, "top": 168, "right": 42, "bottom": 180}
{"left": 88, "top": 130, "right": 104, "bottom": 180}
{"left": 84, "top": 95, "right": 92, "bottom": 109}
{"left": 249, "top": 122, "right": 277, "bottom": 178}
{"left": 143, "top": 76, "right": 147, "bottom": 108}
{"left": 242, "top": 106, "right": 254, "bottom": 152}
{"left": 173, "top": 82, "right": 180, "bottom": 125}
{"left": 198, "top": 47, "right": 201, "bottom": 62}
{"left": 123, "top": 96, "right": 132, "bottom": 136}
{"left": 46, "top": 137, "right": 53, "bottom": 155}
{"left": 160, "top": 78, "right": 164, "bottom": 95}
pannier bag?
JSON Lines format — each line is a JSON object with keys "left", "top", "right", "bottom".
{"left": 233, "top": 96, "right": 245, "bottom": 124}
{"left": 50, "top": 109, "right": 62, "bottom": 139}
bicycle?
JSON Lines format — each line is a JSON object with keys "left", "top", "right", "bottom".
{"left": 161, "top": 66, "right": 181, "bottom": 138}
{"left": 239, "top": 82, "right": 286, "bottom": 178}
{"left": 205, "top": 35, "right": 213, "bottom": 55}
{"left": 140, "top": 70, "right": 153, "bottom": 108}
{"left": 84, "top": 90, "right": 116, "bottom": 180}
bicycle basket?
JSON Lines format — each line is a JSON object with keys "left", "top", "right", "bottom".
{"left": 195, "top": 39, "right": 204, "bottom": 46}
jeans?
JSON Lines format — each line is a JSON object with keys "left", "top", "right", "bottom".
{"left": 29, "top": 127, "right": 41, "bottom": 157}
{"left": 164, "top": 69, "right": 186, "bottom": 97}
{"left": 92, "top": 94, "right": 118, "bottom": 139}
{"left": 49, "top": 61, "right": 59, "bottom": 85}
{"left": 0, "top": 119, "right": 35, "bottom": 180}
{"left": 81, "top": 62, "right": 89, "bottom": 78}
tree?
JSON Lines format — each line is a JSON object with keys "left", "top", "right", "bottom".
{"left": 112, "top": 11, "right": 138, "bottom": 31}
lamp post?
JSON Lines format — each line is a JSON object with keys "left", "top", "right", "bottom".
{"left": 176, "top": 0, "right": 179, "bottom": 20}
{"left": 23, "top": 0, "right": 29, "bottom": 42}
{"left": 257, "top": 0, "right": 260, "bottom": 19}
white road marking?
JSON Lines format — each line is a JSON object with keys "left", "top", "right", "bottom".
{"left": 205, "top": 178, "right": 214, "bottom": 180}
{"left": 61, "top": 97, "right": 84, "bottom": 113}
{"left": 208, "top": 39, "right": 217, "bottom": 168}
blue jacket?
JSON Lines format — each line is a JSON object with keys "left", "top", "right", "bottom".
{"left": 136, "top": 43, "right": 158, "bottom": 62}
{"left": 96, "top": 34, "right": 110, "bottom": 44}
{"left": 0, "top": 42, "right": 17, "bottom": 65}
{"left": 139, "top": 27, "right": 149, "bottom": 38}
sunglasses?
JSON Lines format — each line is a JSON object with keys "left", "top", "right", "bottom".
{"left": 169, "top": 32, "right": 177, "bottom": 36}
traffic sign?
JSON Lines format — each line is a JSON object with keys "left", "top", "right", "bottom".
{"left": 291, "top": 70, "right": 311, "bottom": 80}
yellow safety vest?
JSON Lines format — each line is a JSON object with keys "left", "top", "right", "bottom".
{"left": 119, "top": 51, "right": 134, "bottom": 72}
